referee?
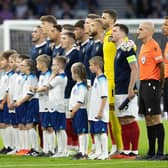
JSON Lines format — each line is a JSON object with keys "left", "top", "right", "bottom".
{"left": 137, "top": 22, "right": 165, "bottom": 160}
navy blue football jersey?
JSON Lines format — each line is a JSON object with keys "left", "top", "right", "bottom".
{"left": 114, "top": 46, "right": 136, "bottom": 94}
{"left": 30, "top": 40, "right": 52, "bottom": 61}
{"left": 64, "top": 47, "right": 79, "bottom": 98}
{"left": 52, "top": 44, "right": 64, "bottom": 58}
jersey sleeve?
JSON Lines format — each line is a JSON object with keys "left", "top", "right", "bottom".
{"left": 49, "top": 76, "right": 63, "bottom": 88}
{"left": 152, "top": 43, "right": 163, "bottom": 64}
{"left": 27, "top": 75, "right": 38, "bottom": 95}
{"left": 77, "top": 85, "right": 87, "bottom": 104}
{"left": 126, "top": 48, "right": 137, "bottom": 64}
{"left": 99, "top": 76, "right": 108, "bottom": 98}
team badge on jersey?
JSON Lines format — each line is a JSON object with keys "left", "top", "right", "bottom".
{"left": 141, "top": 56, "right": 146, "bottom": 64}
{"left": 38, "top": 49, "right": 42, "bottom": 55}
{"left": 166, "top": 52, "right": 168, "bottom": 60}
{"left": 66, "top": 57, "right": 70, "bottom": 63}
{"left": 82, "top": 48, "right": 85, "bottom": 54}
{"left": 154, "top": 47, "right": 157, "bottom": 51}
{"left": 73, "top": 88, "right": 78, "bottom": 95}
{"left": 108, "top": 36, "right": 113, "bottom": 42}
{"left": 93, "top": 82, "right": 97, "bottom": 88}
{"left": 96, "top": 46, "right": 99, "bottom": 52}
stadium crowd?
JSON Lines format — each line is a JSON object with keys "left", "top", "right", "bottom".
{"left": 0, "top": 0, "right": 99, "bottom": 23}
{"left": 0, "top": 11, "right": 168, "bottom": 161}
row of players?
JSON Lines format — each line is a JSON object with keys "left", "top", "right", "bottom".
{"left": 0, "top": 11, "right": 168, "bottom": 160}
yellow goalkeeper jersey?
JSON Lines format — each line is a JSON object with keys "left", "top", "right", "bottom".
{"left": 103, "top": 29, "right": 116, "bottom": 81}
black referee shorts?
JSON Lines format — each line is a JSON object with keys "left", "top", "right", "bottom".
{"left": 163, "top": 78, "right": 168, "bottom": 112}
{"left": 139, "top": 80, "right": 161, "bottom": 115}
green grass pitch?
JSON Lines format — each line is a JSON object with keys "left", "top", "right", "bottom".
{"left": 0, "top": 120, "right": 168, "bottom": 168}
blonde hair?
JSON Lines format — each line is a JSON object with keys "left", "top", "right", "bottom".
{"left": 93, "top": 18, "right": 104, "bottom": 28}
{"left": 9, "top": 53, "right": 20, "bottom": 62}
{"left": 0, "top": 49, "right": 17, "bottom": 60}
{"left": 71, "top": 62, "right": 87, "bottom": 84}
{"left": 53, "top": 56, "right": 67, "bottom": 69}
{"left": 36, "top": 54, "right": 51, "bottom": 68}
{"left": 23, "top": 59, "right": 36, "bottom": 74}
{"left": 89, "top": 56, "right": 104, "bottom": 70}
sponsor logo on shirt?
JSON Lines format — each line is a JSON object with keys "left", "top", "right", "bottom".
{"left": 141, "top": 56, "right": 146, "bottom": 64}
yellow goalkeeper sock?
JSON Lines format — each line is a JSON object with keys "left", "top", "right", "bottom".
{"left": 109, "top": 110, "right": 123, "bottom": 151}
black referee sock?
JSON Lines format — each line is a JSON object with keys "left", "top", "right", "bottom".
{"left": 155, "top": 123, "right": 165, "bottom": 155}
{"left": 147, "top": 125, "right": 156, "bottom": 156}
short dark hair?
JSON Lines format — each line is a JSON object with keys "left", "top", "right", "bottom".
{"left": 40, "top": 15, "right": 57, "bottom": 25}
{"left": 93, "top": 18, "right": 104, "bottom": 28}
{"left": 53, "top": 24, "right": 62, "bottom": 32}
{"left": 62, "top": 31, "right": 76, "bottom": 41}
{"left": 87, "top": 13, "right": 100, "bottom": 19}
{"left": 0, "top": 49, "right": 17, "bottom": 60}
{"left": 74, "top": 20, "right": 85, "bottom": 29}
{"left": 19, "top": 54, "right": 29, "bottom": 60}
{"left": 114, "top": 23, "right": 129, "bottom": 35}
{"left": 62, "top": 24, "right": 74, "bottom": 32}
{"left": 103, "top": 10, "right": 117, "bottom": 23}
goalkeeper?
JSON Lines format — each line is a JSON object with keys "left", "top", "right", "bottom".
{"left": 102, "top": 10, "right": 123, "bottom": 155}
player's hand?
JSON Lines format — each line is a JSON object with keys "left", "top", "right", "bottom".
{"left": 95, "top": 111, "right": 103, "bottom": 120}
{"left": 0, "top": 103, "right": 4, "bottom": 110}
{"left": 70, "top": 110, "right": 75, "bottom": 118}
{"left": 128, "top": 88, "right": 135, "bottom": 100}
{"left": 109, "top": 103, "right": 114, "bottom": 111}
{"left": 14, "top": 100, "right": 22, "bottom": 107}
{"left": 29, "top": 86, "right": 37, "bottom": 93}
{"left": 8, "top": 102, "right": 15, "bottom": 110}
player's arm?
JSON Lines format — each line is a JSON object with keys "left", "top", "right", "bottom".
{"left": 126, "top": 51, "right": 138, "bottom": 99}
{"left": 128, "top": 62, "right": 138, "bottom": 99}
{"left": 6, "top": 93, "right": 14, "bottom": 110}
{"left": 70, "top": 102, "right": 82, "bottom": 118}
{"left": 0, "top": 93, "right": 7, "bottom": 110}
{"left": 14, "top": 94, "right": 33, "bottom": 107}
{"left": 70, "top": 86, "right": 86, "bottom": 118}
{"left": 157, "top": 62, "right": 164, "bottom": 88}
{"left": 35, "top": 85, "right": 49, "bottom": 92}
{"left": 95, "top": 96, "right": 107, "bottom": 119}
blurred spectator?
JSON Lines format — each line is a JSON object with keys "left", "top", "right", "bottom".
{"left": 61, "top": 1, "right": 74, "bottom": 19}
{"left": 0, "top": 1, "right": 14, "bottom": 24}
{"left": 125, "top": 0, "right": 136, "bottom": 18}
{"left": 3, "top": 0, "right": 167, "bottom": 23}
{"left": 14, "top": 0, "right": 29, "bottom": 19}
{"left": 125, "top": 0, "right": 168, "bottom": 18}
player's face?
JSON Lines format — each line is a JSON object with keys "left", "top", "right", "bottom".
{"left": 60, "top": 34, "right": 70, "bottom": 49}
{"left": 74, "top": 27, "right": 83, "bottom": 41}
{"left": 102, "top": 13, "right": 111, "bottom": 30}
{"left": 36, "top": 61, "right": 43, "bottom": 71}
{"left": 48, "top": 27, "right": 59, "bottom": 41}
{"left": 20, "top": 60, "right": 29, "bottom": 74}
{"left": 111, "top": 26, "right": 121, "bottom": 42}
{"left": 15, "top": 58, "right": 22, "bottom": 72}
{"left": 84, "top": 18, "right": 93, "bottom": 35}
{"left": 71, "top": 67, "right": 76, "bottom": 81}
{"left": 137, "top": 24, "right": 148, "bottom": 40}
{"left": 8, "top": 57, "right": 16, "bottom": 70}
{"left": 41, "top": 21, "right": 53, "bottom": 35}
{"left": 89, "top": 62, "right": 96, "bottom": 73}
{"left": 32, "top": 27, "right": 41, "bottom": 43}
{"left": 0, "top": 58, "right": 8, "bottom": 70}
{"left": 162, "top": 19, "right": 168, "bottom": 37}
{"left": 90, "top": 21, "right": 98, "bottom": 37}
{"left": 52, "top": 59, "right": 59, "bottom": 73}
